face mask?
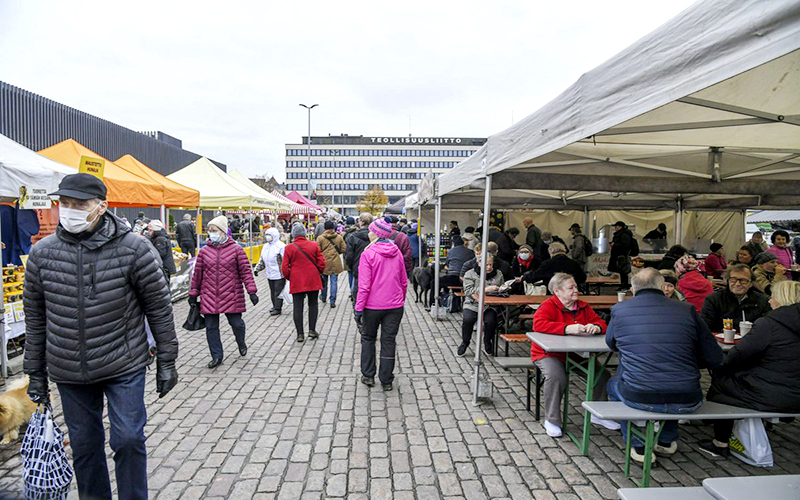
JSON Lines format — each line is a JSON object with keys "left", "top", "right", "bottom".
{"left": 59, "top": 205, "right": 101, "bottom": 234}
{"left": 209, "top": 232, "right": 223, "bottom": 243}
{"left": 264, "top": 234, "right": 274, "bottom": 243}
{"left": 519, "top": 252, "right": 531, "bottom": 261}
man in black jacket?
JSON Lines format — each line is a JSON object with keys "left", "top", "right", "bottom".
{"left": 701, "top": 264, "right": 771, "bottom": 332}
{"left": 23, "top": 174, "right": 179, "bottom": 500}
{"left": 148, "top": 219, "right": 177, "bottom": 282}
{"left": 175, "top": 213, "right": 197, "bottom": 256}
{"left": 609, "top": 221, "right": 635, "bottom": 289}
{"left": 524, "top": 242, "right": 586, "bottom": 289}
{"left": 345, "top": 212, "right": 373, "bottom": 306}
{"left": 523, "top": 217, "right": 542, "bottom": 252}
{"left": 605, "top": 268, "right": 722, "bottom": 464}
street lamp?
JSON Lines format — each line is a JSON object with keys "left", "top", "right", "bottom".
{"left": 299, "top": 103, "right": 318, "bottom": 199}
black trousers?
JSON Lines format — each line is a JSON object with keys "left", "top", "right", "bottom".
{"left": 268, "top": 278, "right": 286, "bottom": 312}
{"left": 205, "top": 313, "right": 245, "bottom": 360}
{"left": 361, "top": 307, "right": 404, "bottom": 384}
{"left": 430, "top": 274, "right": 462, "bottom": 306}
{"left": 292, "top": 290, "right": 319, "bottom": 335}
{"left": 179, "top": 240, "right": 195, "bottom": 257}
{"left": 461, "top": 308, "right": 498, "bottom": 351}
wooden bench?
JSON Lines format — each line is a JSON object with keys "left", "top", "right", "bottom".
{"left": 499, "top": 333, "right": 530, "bottom": 356}
{"left": 582, "top": 401, "right": 800, "bottom": 488}
{"left": 494, "top": 357, "right": 542, "bottom": 420}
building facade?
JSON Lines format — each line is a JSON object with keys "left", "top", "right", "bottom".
{"left": 284, "top": 135, "right": 486, "bottom": 216}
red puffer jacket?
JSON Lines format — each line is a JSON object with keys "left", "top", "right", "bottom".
{"left": 190, "top": 238, "right": 257, "bottom": 315}
{"left": 531, "top": 295, "right": 607, "bottom": 363}
{"left": 678, "top": 270, "right": 713, "bottom": 313}
{"left": 282, "top": 236, "right": 326, "bottom": 294}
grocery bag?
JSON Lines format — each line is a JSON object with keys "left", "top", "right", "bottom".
{"left": 279, "top": 281, "right": 293, "bottom": 305}
{"left": 182, "top": 303, "right": 205, "bottom": 331}
{"left": 729, "top": 417, "right": 773, "bottom": 467}
{"left": 20, "top": 404, "right": 73, "bottom": 499}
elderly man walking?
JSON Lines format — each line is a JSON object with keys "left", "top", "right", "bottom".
{"left": 176, "top": 213, "right": 197, "bottom": 256}
{"left": 24, "top": 173, "right": 179, "bottom": 500}
{"left": 605, "top": 268, "right": 722, "bottom": 465}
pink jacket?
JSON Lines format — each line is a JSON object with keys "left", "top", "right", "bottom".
{"left": 767, "top": 245, "right": 794, "bottom": 279}
{"left": 190, "top": 238, "right": 257, "bottom": 315}
{"left": 355, "top": 242, "right": 408, "bottom": 312}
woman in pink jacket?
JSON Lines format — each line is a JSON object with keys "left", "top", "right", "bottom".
{"left": 355, "top": 218, "right": 408, "bottom": 391}
{"left": 190, "top": 215, "right": 258, "bottom": 368}
{"left": 766, "top": 230, "right": 794, "bottom": 279}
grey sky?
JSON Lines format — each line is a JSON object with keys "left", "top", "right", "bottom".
{"left": 0, "top": 0, "right": 695, "bottom": 181}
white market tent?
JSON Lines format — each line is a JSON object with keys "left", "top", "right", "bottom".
{"left": 431, "top": 0, "right": 800, "bottom": 402}
{"left": 0, "top": 133, "right": 73, "bottom": 203}
{"left": 227, "top": 170, "right": 293, "bottom": 211}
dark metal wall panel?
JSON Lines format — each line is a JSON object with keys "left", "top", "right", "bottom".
{"left": 0, "top": 81, "right": 226, "bottom": 175}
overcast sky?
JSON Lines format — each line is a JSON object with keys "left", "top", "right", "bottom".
{"left": 0, "top": 0, "right": 696, "bottom": 181}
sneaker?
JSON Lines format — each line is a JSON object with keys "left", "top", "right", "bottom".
{"left": 361, "top": 376, "right": 375, "bottom": 387}
{"left": 544, "top": 420, "right": 562, "bottom": 437}
{"left": 654, "top": 441, "right": 678, "bottom": 455}
{"left": 698, "top": 440, "right": 729, "bottom": 459}
{"left": 591, "top": 414, "right": 621, "bottom": 430}
{"left": 297, "top": 333, "right": 305, "bottom": 343}
{"left": 330, "top": 303, "right": 336, "bottom": 308}
{"left": 320, "top": 295, "right": 326, "bottom": 303}
{"left": 308, "top": 330, "right": 319, "bottom": 340}
{"left": 457, "top": 343, "right": 468, "bottom": 357}
{"left": 382, "top": 383, "right": 393, "bottom": 391}
{"left": 482, "top": 345, "right": 493, "bottom": 357}
{"left": 631, "top": 447, "right": 656, "bottom": 464}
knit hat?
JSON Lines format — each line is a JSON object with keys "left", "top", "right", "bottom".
{"left": 754, "top": 252, "right": 777, "bottom": 265}
{"left": 709, "top": 243, "right": 723, "bottom": 253}
{"left": 674, "top": 254, "right": 698, "bottom": 274}
{"left": 659, "top": 270, "right": 678, "bottom": 286}
{"left": 569, "top": 223, "right": 581, "bottom": 231}
{"left": 148, "top": 219, "right": 164, "bottom": 232}
{"left": 369, "top": 218, "right": 393, "bottom": 239}
{"left": 518, "top": 244, "right": 534, "bottom": 254}
{"left": 345, "top": 216, "right": 355, "bottom": 225}
{"left": 324, "top": 220, "right": 335, "bottom": 230}
{"left": 208, "top": 215, "right": 228, "bottom": 233}
{"left": 613, "top": 221, "right": 626, "bottom": 228}
{"left": 291, "top": 222, "right": 307, "bottom": 239}
{"left": 465, "top": 226, "right": 475, "bottom": 234}
{"left": 451, "top": 235, "right": 464, "bottom": 247}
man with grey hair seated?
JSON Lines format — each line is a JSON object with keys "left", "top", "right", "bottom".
{"left": 605, "top": 267, "right": 723, "bottom": 465}
{"left": 524, "top": 241, "right": 586, "bottom": 291}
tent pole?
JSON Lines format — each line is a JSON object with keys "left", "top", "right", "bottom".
{"left": 473, "top": 174, "right": 493, "bottom": 405}
{"left": 676, "top": 198, "right": 684, "bottom": 246}
{"left": 196, "top": 207, "right": 201, "bottom": 249}
{"left": 248, "top": 204, "right": 253, "bottom": 264}
{"left": 434, "top": 199, "right": 442, "bottom": 319}
{"left": 418, "top": 204, "right": 423, "bottom": 268}
{"left": 160, "top": 204, "right": 166, "bottom": 224}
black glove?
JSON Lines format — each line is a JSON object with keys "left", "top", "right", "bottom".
{"left": 156, "top": 359, "right": 178, "bottom": 398}
{"left": 249, "top": 293, "right": 259, "bottom": 306}
{"left": 188, "top": 295, "right": 198, "bottom": 306}
{"left": 28, "top": 372, "right": 49, "bottom": 404}
{"left": 253, "top": 270, "right": 259, "bottom": 277}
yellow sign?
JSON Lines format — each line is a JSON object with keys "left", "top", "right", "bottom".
{"left": 79, "top": 155, "right": 105, "bottom": 180}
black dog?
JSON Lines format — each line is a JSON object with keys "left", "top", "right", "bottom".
{"left": 411, "top": 261, "right": 434, "bottom": 308}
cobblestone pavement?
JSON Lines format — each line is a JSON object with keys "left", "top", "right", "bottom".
{"left": 1, "top": 272, "right": 800, "bottom": 499}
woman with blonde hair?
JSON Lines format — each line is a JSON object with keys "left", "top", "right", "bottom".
{"left": 700, "top": 280, "right": 800, "bottom": 458}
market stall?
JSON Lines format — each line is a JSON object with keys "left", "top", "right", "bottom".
{"left": 271, "top": 190, "right": 311, "bottom": 216}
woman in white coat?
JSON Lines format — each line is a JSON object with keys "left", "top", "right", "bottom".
{"left": 256, "top": 226, "right": 287, "bottom": 316}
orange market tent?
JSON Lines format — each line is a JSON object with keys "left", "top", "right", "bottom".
{"left": 38, "top": 139, "right": 162, "bottom": 207}
{"left": 115, "top": 154, "right": 200, "bottom": 207}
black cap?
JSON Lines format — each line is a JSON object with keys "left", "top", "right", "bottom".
{"left": 613, "top": 220, "right": 626, "bottom": 228}
{"left": 49, "top": 173, "right": 107, "bottom": 200}
{"left": 324, "top": 220, "right": 335, "bottom": 230}
{"left": 569, "top": 223, "right": 581, "bottom": 230}
{"left": 710, "top": 243, "right": 723, "bottom": 253}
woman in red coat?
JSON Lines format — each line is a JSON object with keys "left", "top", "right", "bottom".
{"left": 189, "top": 216, "right": 258, "bottom": 368}
{"left": 675, "top": 254, "right": 713, "bottom": 313}
{"left": 282, "top": 223, "right": 326, "bottom": 343}
{"left": 532, "top": 273, "right": 617, "bottom": 437}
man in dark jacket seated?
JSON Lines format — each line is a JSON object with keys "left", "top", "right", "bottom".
{"left": 524, "top": 242, "right": 586, "bottom": 291}
{"left": 605, "top": 268, "right": 723, "bottom": 465}
{"left": 701, "top": 264, "right": 771, "bottom": 332}
{"left": 700, "top": 281, "right": 800, "bottom": 458}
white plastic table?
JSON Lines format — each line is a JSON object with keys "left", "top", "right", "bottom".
{"left": 526, "top": 331, "right": 612, "bottom": 455}
{"left": 618, "top": 486, "right": 713, "bottom": 499}
{"left": 702, "top": 475, "right": 800, "bottom": 500}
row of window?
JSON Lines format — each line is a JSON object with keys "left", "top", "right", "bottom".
{"left": 285, "top": 183, "right": 416, "bottom": 192}
{"left": 287, "top": 171, "right": 422, "bottom": 180}
{"left": 286, "top": 148, "right": 476, "bottom": 157}
{"left": 286, "top": 160, "right": 458, "bottom": 169}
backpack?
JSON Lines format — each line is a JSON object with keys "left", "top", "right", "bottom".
{"left": 581, "top": 234, "right": 593, "bottom": 256}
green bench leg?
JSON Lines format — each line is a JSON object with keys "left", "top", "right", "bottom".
{"left": 624, "top": 420, "right": 665, "bottom": 488}
{"left": 579, "top": 356, "right": 596, "bottom": 455}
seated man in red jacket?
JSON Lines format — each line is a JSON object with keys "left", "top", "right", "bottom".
{"left": 532, "top": 273, "right": 618, "bottom": 438}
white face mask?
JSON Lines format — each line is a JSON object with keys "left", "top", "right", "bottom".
{"left": 59, "top": 205, "right": 101, "bottom": 234}
{"left": 264, "top": 234, "right": 274, "bottom": 243}
{"left": 519, "top": 252, "right": 531, "bottom": 261}
{"left": 209, "top": 232, "right": 224, "bottom": 243}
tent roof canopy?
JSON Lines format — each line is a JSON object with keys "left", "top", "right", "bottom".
{"left": 39, "top": 139, "right": 163, "bottom": 207}
{"left": 437, "top": 0, "right": 800, "bottom": 211}
{"left": 270, "top": 190, "right": 311, "bottom": 214}
{"left": 167, "top": 157, "right": 279, "bottom": 210}
{"left": 0, "top": 133, "right": 73, "bottom": 203}
{"left": 115, "top": 154, "right": 200, "bottom": 207}
{"left": 286, "top": 191, "right": 323, "bottom": 213}
{"left": 227, "top": 170, "right": 293, "bottom": 211}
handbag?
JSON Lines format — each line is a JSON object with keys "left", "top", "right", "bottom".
{"left": 729, "top": 418, "right": 774, "bottom": 467}
{"left": 182, "top": 303, "right": 205, "bottom": 331}
{"left": 292, "top": 243, "right": 324, "bottom": 287}
{"left": 21, "top": 404, "right": 73, "bottom": 499}
{"left": 279, "top": 281, "right": 293, "bottom": 305}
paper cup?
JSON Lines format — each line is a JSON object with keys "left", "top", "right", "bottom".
{"left": 617, "top": 292, "right": 626, "bottom": 302}
{"left": 739, "top": 321, "right": 752, "bottom": 335}
{"left": 723, "top": 329, "right": 736, "bottom": 343}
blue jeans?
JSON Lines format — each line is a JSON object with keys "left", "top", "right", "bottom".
{"left": 322, "top": 274, "right": 338, "bottom": 305}
{"left": 57, "top": 368, "right": 148, "bottom": 500}
{"left": 606, "top": 376, "right": 702, "bottom": 448}
{"left": 348, "top": 270, "right": 354, "bottom": 292}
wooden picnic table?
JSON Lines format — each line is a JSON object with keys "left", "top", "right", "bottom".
{"left": 583, "top": 276, "right": 620, "bottom": 294}
{"left": 526, "top": 331, "right": 613, "bottom": 455}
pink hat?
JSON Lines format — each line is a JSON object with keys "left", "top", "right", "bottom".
{"left": 369, "top": 218, "right": 393, "bottom": 239}
{"left": 674, "top": 254, "right": 698, "bottom": 275}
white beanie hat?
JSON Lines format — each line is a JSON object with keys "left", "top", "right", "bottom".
{"left": 148, "top": 219, "right": 164, "bottom": 232}
{"left": 208, "top": 215, "right": 228, "bottom": 233}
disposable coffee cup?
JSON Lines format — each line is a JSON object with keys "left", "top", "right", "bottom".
{"left": 723, "top": 329, "right": 736, "bottom": 343}
{"left": 739, "top": 321, "right": 753, "bottom": 335}
{"left": 617, "top": 292, "right": 626, "bottom": 302}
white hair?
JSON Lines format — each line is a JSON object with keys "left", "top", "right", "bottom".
{"left": 631, "top": 268, "right": 664, "bottom": 294}
{"left": 548, "top": 242, "right": 567, "bottom": 256}
{"left": 548, "top": 272, "right": 575, "bottom": 294}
